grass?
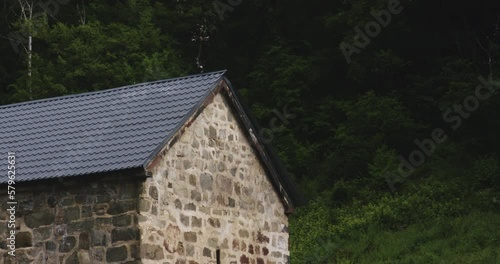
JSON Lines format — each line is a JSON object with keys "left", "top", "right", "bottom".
{"left": 330, "top": 212, "right": 500, "bottom": 263}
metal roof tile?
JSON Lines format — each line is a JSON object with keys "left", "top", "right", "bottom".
{"left": 0, "top": 70, "right": 226, "bottom": 183}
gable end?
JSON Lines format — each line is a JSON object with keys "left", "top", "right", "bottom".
{"left": 144, "top": 79, "right": 296, "bottom": 212}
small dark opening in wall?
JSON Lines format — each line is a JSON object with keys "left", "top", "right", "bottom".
{"left": 216, "top": 249, "right": 221, "bottom": 264}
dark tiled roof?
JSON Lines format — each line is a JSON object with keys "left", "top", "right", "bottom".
{"left": 0, "top": 71, "right": 226, "bottom": 182}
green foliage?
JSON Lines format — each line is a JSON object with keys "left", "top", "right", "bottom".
{"left": 289, "top": 199, "right": 337, "bottom": 263}
{"left": 291, "top": 174, "right": 499, "bottom": 263}
{"left": 330, "top": 91, "right": 419, "bottom": 187}
{"left": 5, "top": 0, "right": 189, "bottom": 102}
{"left": 368, "top": 145, "right": 400, "bottom": 190}
{"left": 2, "top": 0, "right": 500, "bottom": 263}
{"left": 467, "top": 156, "right": 500, "bottom": 190}
{"left": 329, "top": 212, "right": 500, "bottom": 264}
{"left": 140, "top": 50, "right": 189, "bottom": 82}
{"left": 246, "top": 44, "right": 313, "bottom": 110}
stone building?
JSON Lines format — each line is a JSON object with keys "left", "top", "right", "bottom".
{"left": 0, "top": 71, "right": 299, "bottom": 264}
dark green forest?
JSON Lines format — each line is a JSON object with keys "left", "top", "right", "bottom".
{"left": 2, "top": 0, "right": 500, "bottom": 262}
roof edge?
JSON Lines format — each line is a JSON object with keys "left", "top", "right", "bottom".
{"left": 0, "top": 70, "right": 227, "bottom": 110}
{"left": 141, "top": 71, "right": 226, "bottom": 169}
{"left": 221, "top": 77, "right": 302, "bottom": 212}
{"left": 143, "top": 73, "right": 302, "bottom": 212}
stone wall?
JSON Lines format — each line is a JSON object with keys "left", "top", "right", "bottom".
{"left": 0, "top": 90, "right": 291, "bottom": 264}
{"left": 0, "top": 174, "right": 142, "bottom": 264}
{"left": 140, "top": 92, "right": 290, "bottom": 264}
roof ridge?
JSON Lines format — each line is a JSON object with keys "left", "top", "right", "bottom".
{"left": 0, "top": 70, "right": 227, "bottom": 110}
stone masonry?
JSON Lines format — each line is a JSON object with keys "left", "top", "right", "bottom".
{"left": 140, "top": 92, "right": 290, "bottom": 263}
{"left": 0, "top": 175, "right": 142, "bottom": 264}
{"left": 0, "top": 90, "right": 291, "bottom": 264}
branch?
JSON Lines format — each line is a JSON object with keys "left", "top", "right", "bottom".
{"left": 473, "top": 29, "right": 489, "bottom": 54}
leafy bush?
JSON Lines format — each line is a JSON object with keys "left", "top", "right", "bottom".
{"left": 468, "top": 156, "right": 500, "bottom": 190}
{"left": 289, "top": 199, "right": 337, "bottom": 263}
